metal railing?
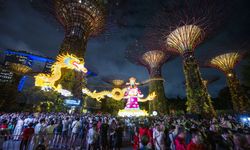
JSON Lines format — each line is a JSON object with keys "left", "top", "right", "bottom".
{"left": 0, "top": 129, "right": 131, "bottom": 150}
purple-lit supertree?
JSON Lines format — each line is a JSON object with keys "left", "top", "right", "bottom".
{"left": 147, "top": 0, "right": 230, "bottom": 116}
{"left": 31, "top": 0, "right": 106, "bottom": 99}
{"left": 126, "top": 38, "right": 172, "bottom": 114}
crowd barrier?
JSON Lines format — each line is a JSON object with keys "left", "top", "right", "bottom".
{"left": 0, "top": 129, "right": 131, "bottom": 150}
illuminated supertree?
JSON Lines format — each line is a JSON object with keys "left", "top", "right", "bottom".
{"left": 126, "top": 39, "right": 171, "bottom": 114}
{"left": 165, "top": 25, "right": 215, "bottom": 115}
{"left": 146, "top": 0, "right": 231, "bottom": 116}
{"left": 31, "top": 0, "right": 106, "bottom": 99}
{"left": 207, "top": 52, "right": 250, "bottom": 112}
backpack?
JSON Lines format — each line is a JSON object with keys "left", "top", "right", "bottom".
{"left": 141, "top": 128, "right": 149, "bottom": 146}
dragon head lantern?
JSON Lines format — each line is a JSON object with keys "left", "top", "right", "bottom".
{"left": 57, "top": 53, "right": 88, "bottom": 73}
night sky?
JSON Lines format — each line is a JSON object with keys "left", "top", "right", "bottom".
{"left": 0, "top": 0, "right": 250, "bottom": 98}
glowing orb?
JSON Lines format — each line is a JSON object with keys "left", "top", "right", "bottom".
{"left": 152, "top": 111, "right": 158, "bottom": 116}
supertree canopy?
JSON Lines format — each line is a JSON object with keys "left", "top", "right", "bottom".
{"left": 32, "top": 0, "right": 105, "bottom": 57}
{"left": 166, "top": 25, "right": 203, "bottom": 54}
{"left": 126, "top": 39, "right": 171, "bottom": 114}
{"left": 102, "top": 75, "right": 127, "bottom": 88}
{"left": 54, "top": 0, "right": 105, "bottom": 56}
{"left": 141, "top": 50, "right": 168, "bottom": 77}
{"left": 208, "top": 52, "right": 250, "bottom": 112}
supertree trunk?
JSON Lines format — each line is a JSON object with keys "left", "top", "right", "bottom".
{"left": 226, "top": 71, "right": 250, "bottom": 113}
{"left": 183, "top": 51, "right": 215, "bottom": 116}
{"left": 59, "top": 26, "right": 90, "bottom": 57}
{"left": 148, "top": 67, "right": 168, "bottom": 114}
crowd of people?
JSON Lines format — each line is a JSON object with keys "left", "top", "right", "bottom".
{"left": 0, "top": 112, "right": 249, "bottom": 150}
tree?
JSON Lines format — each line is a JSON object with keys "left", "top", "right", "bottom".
{"left": 100, "top": 97, "right": 124, "bottom": 115}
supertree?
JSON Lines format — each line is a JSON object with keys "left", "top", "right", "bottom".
{"left": 31, "top": 0, "right": 106, "bottom": 99}
{"left": 165, "top": 24, "right": 215, "bottom": 116}
{"left": 207, "top": 52, "right": 250, "bottom": 113}
{"left": 147, "top": 0, "right": 231, "bottom": 116}
{"left": 103, "top": 77, "right": 125, "bottom": 88}
{"left": 126, "top": 39, "right": 171, "bottom": 114}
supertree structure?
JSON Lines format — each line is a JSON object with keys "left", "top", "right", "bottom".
{"left": 165, "top": 25, "right": 215, "bottom": 116}
{"left": 31, "top": 0, "right": 106, "bottom": 99}
{"left": 207, "top": 52, "right": 250, "bottom": 112}
{"left": 141, "top": 50, "right": 169, "bottom": 114}
{"left": 146, "top": 0, "right": 231, "bottom": 116}
{"left": 126, "top": 39, "right": 171, "bottom": 114}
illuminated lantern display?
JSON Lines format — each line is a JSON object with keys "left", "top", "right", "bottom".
{"left": 118, "top": 77, "right": 148, "bottom": 117}
{"left": 82, "top": 77, "right": 156, "bottom": 116}
{"left": 208, "top": 52, "right": 250, "bottom": 112}
{"left": 166, "top": 25, "right": 215, "bottom": 116}
{"left": 34, "top": 53, "right": 88, "bottom": 96}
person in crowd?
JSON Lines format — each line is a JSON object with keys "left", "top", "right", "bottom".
{"left": 30, "top": 118, "right": 46, "bottom": 149}
{"left": 174, "top": 127, "right": 187, "bottom": 150}
{"left": 20, "top": 123, "right": 34, "bottom": 150}
{"left": 53, "top": 119, "right": 63, "bottom": 147}
{"left": 115, "top": 122, "right": 123, "bottom": 150}
{"left": 13, "top": 116, "right": 24, "bottom": 140}
{"left": 139, "top": 123, "right": 152, "bottom": 149}
{"left": 110, "top": 119, "right": 117, "bottom": 150}
{"left": 153, "top": 123, "right": 165, "bottom": 150}
{"left": 217, "top": 128, "right": 234, "bottom": 150}
{"left": 86, "top": 123, "right": 97, "bottom": 150}
{"left": 100, "top": 118, "right": 109, "bottom": 150}
{"left": 69, "top": 117, "right": 81, "bottom": 147}
{"left": 45, "top": 120, "right": 56, "bottom": 147}
{"left": 187, "top": 132, "right": 205, "bottom": 150}
{"left": 133, "top": 127, "right": 139, "bottom": 150}
{"left": 61, "top": 116, "right": 69, "bottom": 148}
{"left": 233, "top": 133, "right": 248, "bottom": 150}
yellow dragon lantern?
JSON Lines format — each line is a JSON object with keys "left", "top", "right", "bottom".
{"left": 34, "top": 53, "right": 88, "bottom": 93}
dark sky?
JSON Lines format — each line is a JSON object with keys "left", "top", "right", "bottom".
{"left": 0, "top": 0, "right": 250, "bottom": 98}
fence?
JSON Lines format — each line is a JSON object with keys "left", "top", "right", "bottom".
{"left": 0, "top": 128, "right": 131, "bottom": 150}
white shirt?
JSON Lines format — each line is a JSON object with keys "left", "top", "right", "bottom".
{"left": 71, "top": 121, "right": 80, "bottom": 133}
{"left": 62, "top": 120, "right": 69, "bottom": 131}
{"left": 35, "top": 123, "right": 46, "bottom": 134}
{"left": 16, "top": 119, "right": 24, "bottom": 128}
{"left": 87, "top": 128, "right": 97, "bottom": 144}
{"left": 153, "top": 129, "right": 164, "bottom": 150}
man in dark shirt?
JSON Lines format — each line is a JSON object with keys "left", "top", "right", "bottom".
{"left": 100, "top": 118, "right": 109, "bottom": 150}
